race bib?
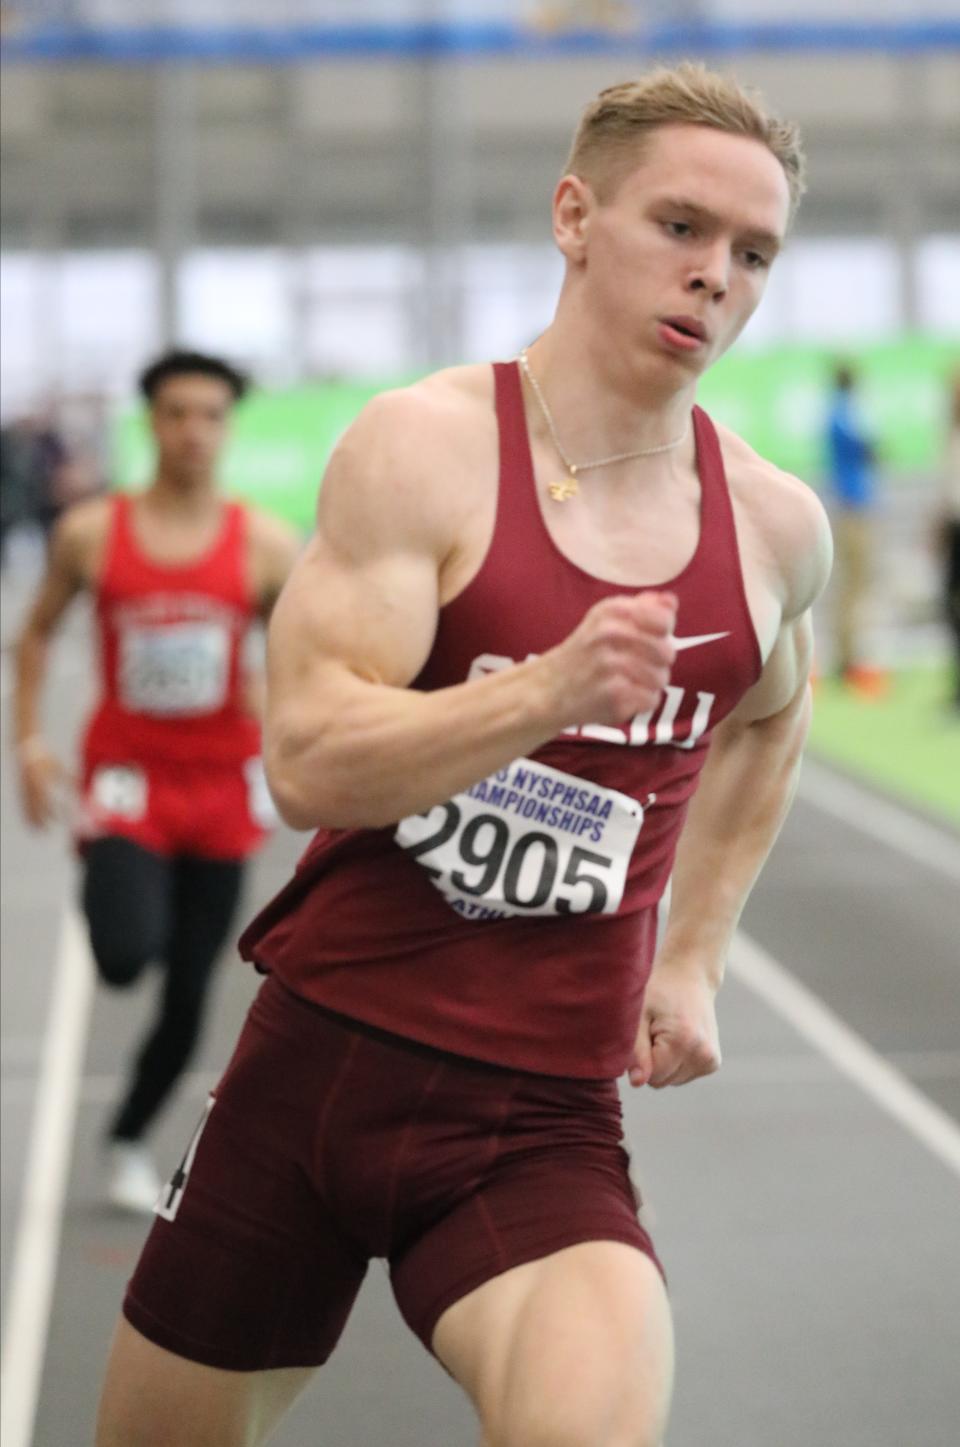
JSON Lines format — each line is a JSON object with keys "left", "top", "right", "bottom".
{"left": 119, "top": 622, "right": 229, "bottom": 716}
{"left": 244, "top": 757, "right": 278, "bottom": 830}
{"left": 395, "top": 757, "right": 651, "bottom": 922}
{"left": 90, "top": 765, "right": 148, "bottom": 821}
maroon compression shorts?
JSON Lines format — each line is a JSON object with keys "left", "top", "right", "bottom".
{"left": 123, "top": 974, "right": 662, "bottom": 1371}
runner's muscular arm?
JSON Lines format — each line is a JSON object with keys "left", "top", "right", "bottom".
{"left": 630, "top": 479, "right": 832, "bottom": 1089}
{"left": 654, "top": 609, "right": 815, "bottom": 988}
{"left": 264, "top": 391, "right": 677, "bottom": 831}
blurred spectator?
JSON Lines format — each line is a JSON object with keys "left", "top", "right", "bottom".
{"left": 24, "top": 407, "right": 71, "bottom": 542}
{"left": 936, "top": 374, "right": 960, "bottom": 713}
{"left": 824, "top": 361, "right": 886, "bottom": 695}
{"left": 0, "top": 403, "right": 104, "bottom": 568}
{"left": 0, "top": 421, "right": 35, "bottom": 564}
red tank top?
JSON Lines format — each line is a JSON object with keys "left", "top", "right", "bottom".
{"left": 239, "top": 363, "right": 762, "bottom": 1078}
{"left": 83, "top": 494, "right": 260, "bottom": 767}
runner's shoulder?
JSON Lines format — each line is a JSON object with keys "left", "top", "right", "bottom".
{"left": 57, "top": 492, "right": 114, "bottom": 539}
{"left": 714, "top": 422, "right": 833, "bottom": 609}
{"left": 715, "top": 422, "right": 831, "bottom": 561}
{"left": 51, "top": 493, "right": 114, "bottom": 572}
{"left": 337, "top": 363, "right": 494, "bottom": 476}
{"left": 321, "top": 364, "right": 495, "bottom": 540}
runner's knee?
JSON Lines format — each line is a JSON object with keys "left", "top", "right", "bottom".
{"left": 91, "top": 944, "right": 151, "bottom": 988}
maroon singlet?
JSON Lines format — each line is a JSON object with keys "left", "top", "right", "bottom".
{"left": 239, "top": 362, "right": 762, "bottom": 1078}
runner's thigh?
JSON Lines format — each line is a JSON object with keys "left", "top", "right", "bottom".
{"left": 433, "top": 1241, "right": 673, "bottom": 1447}
{"left": 82, "top": 836, "right": 172, "bottom": 983}
{"left": 96, "top": 1317, "right": 313, "bottom": 1447}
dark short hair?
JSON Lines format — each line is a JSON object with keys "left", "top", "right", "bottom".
{"left": 138, "top": 349, "right": 250, "bottom": 404}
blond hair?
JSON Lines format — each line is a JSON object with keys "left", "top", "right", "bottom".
{"left": 565, "top": 62, "right": 806, "bottom": 218}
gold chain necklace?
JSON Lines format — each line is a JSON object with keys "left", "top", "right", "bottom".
{"left": 518, "top": 348, "right": 690, "bottom": 502}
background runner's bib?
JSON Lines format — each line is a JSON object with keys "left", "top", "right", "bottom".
{"left": 395, "top": 757, "right": 648, "bottom": 920}
{"left": 90, "top": 764, "right": 148, "bottom": 820}
{"left": 119, "top": 621, "right": 230, "bottom": 716}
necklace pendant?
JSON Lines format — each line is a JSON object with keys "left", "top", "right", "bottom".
{"left": 548, "top": 472, "right": 579, "bottom": 503}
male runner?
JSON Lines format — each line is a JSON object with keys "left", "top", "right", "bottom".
{"left": 13, "top": 349, "right": 299, "bottom": 1213}
{"left": 96, "top": 65, "right": 832, "bottom": 1447}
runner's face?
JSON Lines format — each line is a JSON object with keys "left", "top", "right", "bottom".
{"left": 149, "top": 375, "right": 234, "bottom": 485}
{"left": 570, "top": 124, "right": 790, "bottom": 378}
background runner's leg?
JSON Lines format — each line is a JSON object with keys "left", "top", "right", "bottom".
{"left": 82, "top": 837, "right": 171, "bottom": 989}
{"left": 109, "top": 855, "right": 245, "bottom": 1142}
{"left": 82, "top": 837, "right": 176, "bottom": 1206}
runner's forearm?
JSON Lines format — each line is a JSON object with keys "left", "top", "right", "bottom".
{"left": 265, "top": 655, "right": 576, "bottom": 831}
{"left": 656, "top": 686, "right": 811, "bottom": 987}
{"left": 12, "top": 626, "right": 50, "bottom": 749}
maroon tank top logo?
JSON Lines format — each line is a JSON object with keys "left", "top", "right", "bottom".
{"left": 467, "top": 648, "right": 720, "bottom": 751}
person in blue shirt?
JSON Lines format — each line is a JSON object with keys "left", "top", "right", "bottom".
{"left": 825, "top": 362, "right": 882, "bottom": 688}
{"left": 935, "top": 373, "right": 960, "bottom": 711}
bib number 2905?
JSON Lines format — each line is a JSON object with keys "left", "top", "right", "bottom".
{"left": 394, "top": 757, "right": 647, "bottom": 922}
{"left": 406, "top": 801, "right": 610, "bottom": 913}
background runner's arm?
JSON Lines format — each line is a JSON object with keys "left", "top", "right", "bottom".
{"left": 242, "top": 510, "right": 302, "bottom": 720}
{"left": 12, "top": 507, "right": 92, "bottom": 825}
{"left": 249, "top": 509, "right": 302, "bottom": 620}
{"left": 13, "top": 510, "right": 90, "bottom": 750}
{"left": 264, "top": 394, "right": 675, "bottom": 831}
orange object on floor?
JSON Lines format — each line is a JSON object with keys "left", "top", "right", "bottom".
{"left": 842, "top": 664, "right": 891, "bottom": 700}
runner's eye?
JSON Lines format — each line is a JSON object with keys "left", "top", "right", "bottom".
{"left": 742, "top": 249, "right": 769, "bottom": 270}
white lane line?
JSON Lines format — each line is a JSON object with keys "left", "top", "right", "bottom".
{"left": 731, "top": 932, "right": 960, "bottom": 1181}
{"left": 800, "top": 757, "right": 960, "bottom": 882}
{"left": 0, "top": 905, "right": 95, "bottom": 1447}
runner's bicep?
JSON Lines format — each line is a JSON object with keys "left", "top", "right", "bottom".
{"left": 266, "top": 532, "right": 440, "bottom": 709}
{"left": 727, "top": 612, "right": 813, "bottom": 726}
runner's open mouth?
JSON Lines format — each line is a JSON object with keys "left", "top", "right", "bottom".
{"left": 663, "top": 318, "right": 704, "bottom": 340}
